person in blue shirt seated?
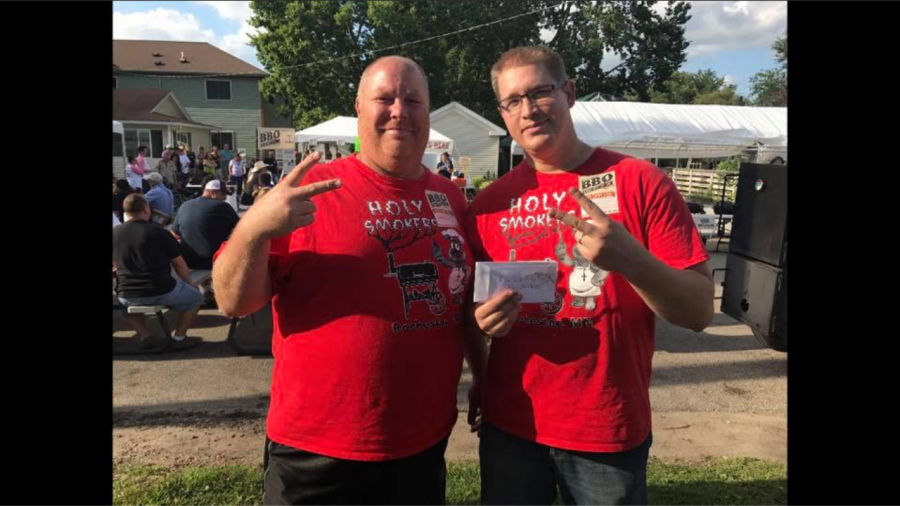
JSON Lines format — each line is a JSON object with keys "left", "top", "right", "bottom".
{"left": 143, "top": 172, "right": 174, "bottom": 224}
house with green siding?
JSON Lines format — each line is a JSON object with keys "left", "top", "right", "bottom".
{"left": 112, "top": 88, "right": 220, "bottom": 179}
{"left": 113, "top": 40, "right": 292, "bottom": 172}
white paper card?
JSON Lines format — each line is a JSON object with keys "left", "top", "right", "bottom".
{"left": 473, "top": 261, "right": 558, "bottom": 303}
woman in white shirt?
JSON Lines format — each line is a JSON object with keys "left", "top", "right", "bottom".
{"left": 228, "top": 152, "right": 246, "bottom": 204}
{"left": 124, "top": 156, "right": 143, "bottom": 192}
{"left": 178, "top": 145, "right": 192, "bottom": 185}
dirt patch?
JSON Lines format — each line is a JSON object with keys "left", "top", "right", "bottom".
{"left": 114, "top": 411, "right": 785, "bottom": 468}
{"left": 651, "top": 411, "right": 786, "bottom": 465}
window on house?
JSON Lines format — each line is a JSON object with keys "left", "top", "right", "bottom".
{"left": 124, "top": 129, "right": 165, "bottom": 157}
{"left": 151, "top": 131, "right": 163, "bottom": 157}
{"left": 138, "top": 130, "right": 151, "bottom": 155}
{"left": 211, "top": 131, "right": 235, "bottom": 150}
{"left": 125, "top": 129, "right": 138, "bottom": 157}
{"left": 206, "top": 80, "right": 232, "bottom": 100}
{"left": 175, "top": 132, "right": 192, "bottom": 149}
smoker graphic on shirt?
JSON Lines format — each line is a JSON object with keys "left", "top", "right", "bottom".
{"left": 385, "top": 252, "right": 446, "bottom": 319}
{"left": 555, "top": 227, "right": 609, "bottom": 312}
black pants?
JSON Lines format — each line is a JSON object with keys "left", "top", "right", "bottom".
{"left": 263, "top": 436, "right": 449, "bottom": 505}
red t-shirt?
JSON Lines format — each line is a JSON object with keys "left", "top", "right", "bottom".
{"left": 465, "top": 148, "right": 708, "bottom": 453}
{"left": 217, "top": 155, "right": 473, "bottom": 461}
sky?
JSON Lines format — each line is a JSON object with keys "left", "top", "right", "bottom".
{"left": 113, "top": 1, "right": 786, "bottom": 98}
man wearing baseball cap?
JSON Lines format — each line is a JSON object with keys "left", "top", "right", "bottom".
{"left": 143, "top": 172, "right": 173, "bottom": 220}
{"left": 172, "top": 175, "right": 239, "bottom": 270}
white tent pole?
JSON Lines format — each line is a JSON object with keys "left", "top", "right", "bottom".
{"left": 655, "top": 136, "right": 661, "bottom": 166}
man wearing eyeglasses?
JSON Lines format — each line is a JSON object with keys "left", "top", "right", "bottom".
{"left": 464, "top": 46, "right": 714, "bottom": 505}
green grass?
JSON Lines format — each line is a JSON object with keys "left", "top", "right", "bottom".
{"left": 446, "top": 461, "right": 481, "bottom": 505}
{"left": 114, "top": 465, "right": 263, "bottom": 505}
{"left": 114, "top": 457, "right": 785, "bottom": 505}
{"left": 647, "top": 457, "right": 786, "bottom": 505}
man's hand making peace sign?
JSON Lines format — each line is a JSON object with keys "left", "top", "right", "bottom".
{"left": 547, "top": 187, "right": 646, "bottom": 278}
{"left": 213, "top": 151, "right": 342, "bottom": 317}
{"left": 550, "top": 186, "right": 715, "bottom": 333}
{"left": 240, "top": 151, "right": 342, "bottom": 240}
{"left": 472, "top": 185, "right": 714, "bottom": 340}
{"left": 472, "top": 186, "right": 645, "bottom": 341}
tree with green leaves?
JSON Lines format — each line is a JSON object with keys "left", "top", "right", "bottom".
{"left": 248, "top": 1, "right": 692, "bottom": 128}
{"left": 649, "top": 69, "right": 746, "bottom": 105}
{"left": 750, "top": 34, "right": 786, "bottom": 106}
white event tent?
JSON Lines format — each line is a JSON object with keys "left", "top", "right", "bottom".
{"left": 295, "top": 116, "right": 455, "bottom": 156}
{"left": 511, "top": 102, "right": 787, "bottom": 165}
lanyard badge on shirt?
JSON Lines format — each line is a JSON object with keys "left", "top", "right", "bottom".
{"left": 425, "top": 190, "right": 459, "bottom": 229}
{"left": 578, "top": 172, "right": 619, "bottom": 217}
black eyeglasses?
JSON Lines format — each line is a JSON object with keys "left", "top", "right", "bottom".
{"left": 498, "top": 81, "right": 566, "bottom": 113}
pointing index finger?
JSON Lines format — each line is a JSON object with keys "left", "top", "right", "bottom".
{"left": 294, "top": 178, "right": 342, "bottom": 200}
{"left": 282, "top": 151, "right": 321, "bottom": 187}
{"left": 567, "top": 187, "right": 609, "bottom": 223}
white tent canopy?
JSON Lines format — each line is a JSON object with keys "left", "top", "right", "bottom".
{"left": 295, "top": 116, "right": 455, "bottom": 154}
{"left": 113, "top": 120, "right": 124, "bottom": 135}
{"left": 512, "top": 102, "right": 787, "bottom": 161}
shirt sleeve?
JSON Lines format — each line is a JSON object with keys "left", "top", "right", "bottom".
{"left": 221, "top": 203, "right": 240, "bottom": 230}
{"left": 639, "top": 164, "right": 709, "bottom": 270}
{"left": 212, "top": 230, "right": 312, "bottom": 299}
{"left": 163, "top": 228, "right": 181, "bottom": 259}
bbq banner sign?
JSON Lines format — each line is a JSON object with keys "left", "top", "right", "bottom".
{"left": 257, "top": 128, "right": 295, "bottom": 150}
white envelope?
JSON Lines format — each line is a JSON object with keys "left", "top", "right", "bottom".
{"left": 473, "top": 261, "right": 559, "bottom": 303}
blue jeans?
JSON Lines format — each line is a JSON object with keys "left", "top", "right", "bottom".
{"left": 479, "top": 421, "right": 652, "bottom": 505}
{"left": 117, "top": 278, "right": 202, "bottom": 312}
{"left": 230, "top": 175, "right": 244, "bottom": 196}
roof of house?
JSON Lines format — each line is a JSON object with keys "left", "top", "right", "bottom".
{"left": 113, "top": 88, "right": 219, "bottom": 129}
{"left": 430, "top": 102, "right": 507, "bottom": 136}
{"left": 113, "top": 40, "right": 267, "bottom": 77}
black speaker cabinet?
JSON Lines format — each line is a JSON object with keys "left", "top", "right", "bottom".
{"left": 722, "top": 162, "right": 788, "bottom": 351}
{"left": 730, "top": 163, "right": 788, "bottom": 267}
{"left": 722, "top": 253, "right": 787, "bottom": 351}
